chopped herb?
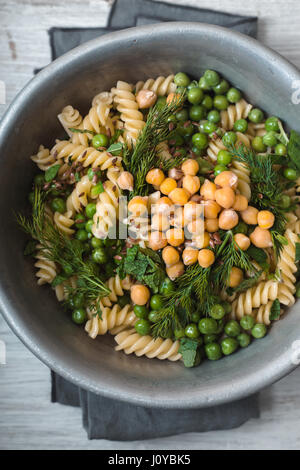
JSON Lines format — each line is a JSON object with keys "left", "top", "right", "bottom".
{"left": 288, "top": 130, "right": 300, "bottom": 171}
{"left": 45, "top": 164, "right": 61, "bottom": 182}
{"left": 178, "top": 338, "right": 201, "bottom": 368}
{"left": 269, "top": 299, "right": 281, "bottom": 321}
{"left": 69, "top": 127, "right": 96, "bottom": 136}
{"left": 107, "top": 142, "right": 123, "bottom": 156}
{"left": 295, "top": 242, "right": 300, "bottom": 262}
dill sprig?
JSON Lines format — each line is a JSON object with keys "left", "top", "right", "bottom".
{"left": 16, "top": 187, "right": 110, "bottom": 316}
{"left": 125, "top": 92, "right": 186, "bottom": 196}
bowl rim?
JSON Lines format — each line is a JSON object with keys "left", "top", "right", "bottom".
{"left": 1, "top": 21, "right": 300, "bottom": 408}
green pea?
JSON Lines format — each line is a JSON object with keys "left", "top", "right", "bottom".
{"left": 84, "top": 219, "right": 93, "bottom": 233}
{"left": 214, "top": 95, "right": 229, "bottom": 110}
{"left": 249, "top": 108, "right": 264, "bottom": 123}
{"left": 192, "top": 132, "right": 208, "bottom": 149}
{"left": 174, "top": 328, "right": 186, "bottom": 339}
{"left": 232, "top": 221, "right": 248, "bottom": 235}
{"left": 198, "top": 76, "right": 210, "bottom": 90}
{"left": 197, "top": 157, "right": 213, "bottom": 173}
{"left": 51, "top": 197, "right": 66, "bottom": 214}
{"left": 233, "top": 119, "right": 248, "bottom": 133}
{"left": 238, "top": 333, "right": 251, "bottom": 348}
{"left": 34, "top": 174, "right": 45, "bottom": 186}
{"left": 62, "top": 263, "right": 73, "bottom": 277}
{"left": 275, "top": 143, "right": 287, "bottom": 156}
{"left": 177, "top": 123, "right": 194, "bottom": 138}
{"left": 167, "top": 114, "right": 177, "bottom": 124}
{"left": 92, "top": 133, "right": 109, "bottom": 149}
{"left": 210, "top": 304, "right": 226, "bottom": 320}
{"left": 191, "top": 312, "right": 201, "bottom": 323}
{"left": 222, "top": 131, "right": 237, "bottom": 146}
{"left": 205, "top": 342, "right": 222, "bottom": 360}
{"left": 72, "top": 308, "right": 87, "bottom": 325}
{"left": 90, "top": 182, "right": 104, "bottom": 198}
{"left": 72, "top": 293, "right": 85, "bottom": 309}
{"left": 240, "top": 315, "right": 255, "bottom": 330}
{"left": 74, "top": 213, "right": 86, "bottom": 229}
{"left": 198, "top": 317, "right": 218, "bottom": 335}
{"left": 216, "top": 318, "right": 225, "bottom": 335}
{"left": 279, "top": 194, "right": 291, "bottom": 209}
{"left": 252, "top": 136, "right": 267, "bottom": 153}
{"left": 204, "top": 334, "right": 218, "bottom": 344}
{"left": 133, "top": 305, "right": 149, "bottom": 319}
{"left": 156, "top": 96, "right": 167, "bottom": 110}
{"left": 221, "top": 301, "right": 232, "bottom": 315}
{"left": 226, "top": 87, "right": 241, "bottom": 103}
{"left": 284, "top": 168, "right": 298, "bottom": 181}
{"left": 189, "top": 105, "right": 206, "bottom": 121}
{"left": 207, "top": 109, "right": 221, "bottom": 124}
{"left": 159, "top": 278, "right": 174, "bottom": 295}
{"left": 185, "top": 323, "right": 200, "bottom": 339}
{"left": 187, "top": 87, "right": 203, "bottom": 105}
{"left": 169, "top": 133, "right": 184, "bottom": 146}
{"left": 174, "top": 72, "right": 190, "bottom": 87}
{"left": 224, "top": 320, "right": 241, "bottom": 337}
{"left": 118, "top": 294, "right": 131, "bottom": 308}
{"left": 148, "top": 311, "right": 160, "bottom": 323}
{"left": 187, "top": 80, "right": 199, "bottom": 90}
{"left": 251, "top": 323, "right": 267, "bottom": 339}
{"left": 192, "top": 147, "right": 204, "bottom": 157}
{"left": 91, "top": 237, "right": 104, "bottom": 248}
{"left": 204, "top": 70, "right": 220, "bottom": 87}
{"left": 221, "top": 337, "right": 239, "bottom": 355}
{"left": 92, "top": 247, "right": 107, "bottom": 264}
{"left": 201, "top": 120, "right": 216, "bottom": 134}
{"left": 135, "top": 319, "right": 151, "bottom": 336}
{"left": 150, "top": 294, "right": 164, "bottom": 310}
{"left": 265, "top": 116, "right": 279, "bottom": 132}
{"left": 213, "top": 79, "right": 229, "bottom": 95}
{"left": 85, "top": 203, "right": 97, "bottom": 219}
{"left": 175, "top": 108, "right": 189, "bottom": 121}
{"left": 75, "top": 229, "right": 89, "bottom": 242}
{"left": 217, "top": 149, "right": 232, "bottom": 165}
{"left": 214, "top": 164, "right": 228, "bottom": 176}
{"left": 201, "top": 94, "right": 213, "bottom": 110}
{"left": 263, "top": 131, "right": 278, "bottom": 147}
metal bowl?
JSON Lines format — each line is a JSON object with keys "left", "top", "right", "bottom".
{"left": 0, "top": 22, "right": 299, "bottom": 408}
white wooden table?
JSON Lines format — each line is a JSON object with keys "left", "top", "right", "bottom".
{"left": 1, "top": 0, "right": 300, "bottom": 450}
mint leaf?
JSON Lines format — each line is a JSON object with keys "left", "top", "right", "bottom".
{"left": 295, "top": 242, "right": 300, "bottom": 262}
{"left": 179, "top": 338, "right": 201, "bottom": 368}
{"left": 45, "top": 164, "right": 61, "bottom": 182}
{"left": 246, "top": 246, "right": 269, "bottom": 271}
{"left": 288, "top": 130, "right": 300, "bottom": 170}
{"left": 107, "top": 142, "right": 123, "bottom": 156}
{"left": 269, "top": 299, "right": 281, "bottom": 321}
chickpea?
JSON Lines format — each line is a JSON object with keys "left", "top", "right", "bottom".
{"left": 240, "top": 206, "right": 258, "bottom": 225}
{"left": 227, "top": 267, "right": 244, "bottom": 288}
{"left": 198, "top": 249, "right": 215, "bottom": 268}
{"left": 234, "top": 233, "right": 251, "bottom": 251}
{"left": 233, "top": 194, "right": 248, "bottom": 212}
{"left": 181, "top": 159, "right": 199, "bottom": 176}
{"left": 205, "top": 218, "right": 219, "bottom": 233}
{"left": 169, "top": 187, "right": 190, "bottom": 205}
{"left": 250, "top": 226, "right": 273, "bottom": 248}
{"left": 160, "top": 177, "right": 177, "bottom": 195}
{"left": 214, "top": 170, "right": 238, "bottom": 189}
{"left": 187, "top": 218, "right": 204, "bottom": 237}
{"left": 184, "top": 201, "right": 202, "bottom": 223}
{"left": 171, "top": 206, "right": 184, "bottom": 227}
{"left": 200, "top": 179, "right": 217, "bottom": 200}
{"left": 182, "top": 247, "right": 199, "bottom": 266}
{"left": 166, "top": 261, "right": 185, "bottom": 280}
{"left": 219, "top": 209, "right": 239, "bottom": 230}
{"left": 257, "top": 210, "right": 275, "bottom": 229}
{"left": 194, "top": 231, "right": 210, "bottom": 249}
{"left": 215, "top": 187, "right": 236, "bottom": 209}
{"left": 166, "top": 228, "right": 185, "bottom": 247}
{"left": 148, "top": 231, "right": 167, "bottom": 251}
{"left": 136, "top": 89, "right": 157, "bottom": 109}
{"left": 162, "top": 245, "right": 180, "bottom": 266}
{"left": 155, "top": 196, "right": 173, "bottom": 214}
{"left": 117, "top": 171, "right": 134, "bottom": 191}
{"left": 131, "top": 284, "right": 150, "bottom": 306}
{"left": 203, "top": 200, "right": 221, "bottom": 219}
{"left": 128, "top": 196, "right": 148, "bottom": 216}
{"left": 151, "top": 213, "right": 170, "bottom": 231}
{"left": 146, "top": 168, "right": 165, "bottom": 186}
{"left": 166, "top": 92, "right": 181, "bottom": 105}
{"left": 182, "top": 175, "right": 200, "bottom": 195}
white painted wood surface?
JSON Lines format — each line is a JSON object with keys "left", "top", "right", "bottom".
{"left": 1, "top": 0, "right": 300, "bottom": 450}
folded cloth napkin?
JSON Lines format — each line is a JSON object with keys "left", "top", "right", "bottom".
{"left": 49, "top": 0, "right": 259, "bottom": 440}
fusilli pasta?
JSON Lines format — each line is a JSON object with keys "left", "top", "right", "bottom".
{"left": 135, "top": 75, "right": 176, "bottom": 96}
{"left": 85, "top": 303, "right": 136, "bottom": 338}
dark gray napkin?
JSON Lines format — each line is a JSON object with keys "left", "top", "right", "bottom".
{"left": 49, "top": 0, "right": 259, "bottom": 440}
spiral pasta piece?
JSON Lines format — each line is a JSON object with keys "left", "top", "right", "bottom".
{"left": 135, "top": 75, "right": 176, "bottom": 96}
{"left": 53, "top": 210, "right": 75, "bottom": 236}
{"left": 31, "top": 145, "right": 55, "bottom": 171}
{"left": 111, "top": 81, "right": 145, "bottom": 145}
{"left": 114, "top": 328, "right": 182, "bottom": 361}
{"left": 231, "top": 159, "right": 251, "bottom": 200}
{"left": 66, "top": 175, "right": 93, "bottom": 214}
{"left": 220, "top": 99, "right": 253, "bottom": 130}
{"left": 92, "top": 91, "right": 113, "bottom": 107}
{"left": 230, "top": 281, "right": 278, "bottom": 320}
{"left": 101, "top": 274, "right": 132, "bottom": 307}
{"left": 92, "top": 180, "right": 121, "bottom": 238}
{"left": 34, "top": 245, "right": 57, "bottom": 286}
{"left": 57, "top": 105, "right": 82, "bottom": 138}
{"left": 207, "top": 136, "right": 226, "bottom": 162}
{"left": 55, "top": 276, "right": 77, "bottom": 302}
{"left": 85, "top": 303, "right": 136, "bottom": 338}
{"left": 255, "top": 300, "right": 282, "bottom": 325}
{"left": 276, "top": 228, "right": 298, "bottom": 306}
